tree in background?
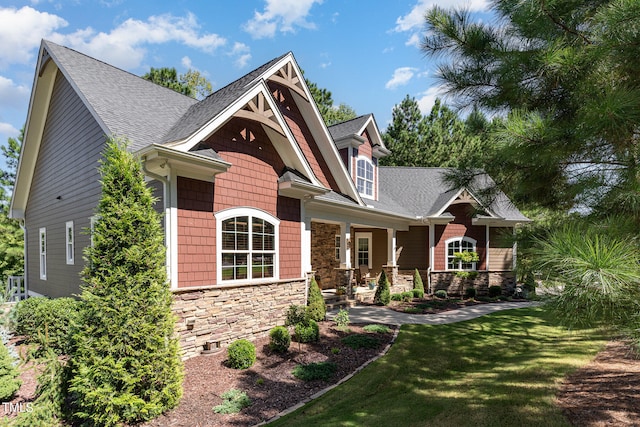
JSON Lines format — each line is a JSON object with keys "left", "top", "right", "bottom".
{"left": 306, "top": 78, "right": 357, "bottom": 126}
{"left": 380, "top": 96, "right": 488, "bottom": 168}
{"left": 142, "top": 67, "right": 212, "bottom": 99}
{"left": 0, "top": 129, "right": 24, "bottom": 287}
{"left": 421, "top": 1, "right": 640, "bottom": 347}
{"left": 68, "top": 137, "right": 182, "bottom": 426}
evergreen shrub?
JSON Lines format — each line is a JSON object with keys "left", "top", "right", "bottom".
{"left": 489, "top": 285, "right": 503, "bottom": 298}
{"left": 434, "top": 289, "right": 448, "bottom": 299}
{"left": 373, "top": 270, "right": 391, "bottom": 306}
{"left": 227, "top": 339, "right": 256, "bottom": 369}
{"left": 413, "top": 269, "right": 424, "bottom": 293}
{"left": 269, "top": 326, "right": 291, "bottom": 353}
{"left": 0, "top": 340, "right": 20, "bottom": 401}
{"left": 464, "top": 287, "right": 477, "bottom": 299}
{"left": 295, "top": 319, "right": 319, "bottom": 343}
{"left": 412, "top": 289, "right": 424, "bottom": 299}
{"left": 306, "top": 277, "right": 326, "bottom": 322}
{"left": 285, "top": 305, "right": 307, "bottom": 326}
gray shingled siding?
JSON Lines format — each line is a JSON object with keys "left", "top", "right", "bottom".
{"left": 25, "top": 71, "right": 105, "bottom": 297}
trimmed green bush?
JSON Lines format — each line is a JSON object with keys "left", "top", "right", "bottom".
{"left": 413, "top": 269, "right": 424, "bottom": 293}
{"left": 227, "top": 339, "right": 257, "bottom": 369}
{"left": 12, "top": 296, "right": 81, "bottom": 354}
{"left": 489, "top": 285, "right": 503, "bottom": 298}
{"left": 67, "top": 138, "right": 183, "bottom": 426}
{"left": 401, "top": 291, "right": 413, "bottom": 302}
{"left": 292, "top": 362, "right": 337, "bottom": 381}
{"left": 363, "top": 324, "right": 391, "bottom": 334}
{"left": 341, "top": 334, "right": 380, "bottom": 349}
{"left": 464, "top": 287, "right": 477, "bottom": 299}
{"left": 434, "top": 289, "right": 448, "bottom": 299}
{"left": 269, "top": 326, "right": 291, "bottom": 353}
{"left": 390, "top": 293, "right": 403, "bottom": 301}
{"left": 213, "top": 389, "right": 251, "bottom": 414}
{"left": 306, "top": 277, "right": 326, "bottom": 322}
{"left": 412, "top": 289, "right": 424, "bottom": 299}
{"left": 295, "top": 319, "right": 319, "bottom": 343}
{"left": 0, "top": 340, "right": 20, "bottom": 401}
{"left": 285, "top": 305, "right": 307, "bottom": 327}
{"left": 373, "top": 270, "right": 391, "bottom": 306}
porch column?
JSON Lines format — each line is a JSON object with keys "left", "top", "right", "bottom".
{"left": 387, "top": 228, "right": 397, "bottom": 266}
{"left": 301, "top": 213, "right": 312, "bottom": 275}
{"left": 340, "top": 222, "right": 351, "bottom": 269}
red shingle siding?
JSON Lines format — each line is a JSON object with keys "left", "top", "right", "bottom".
{"left": 177, "top": 177, "right": 216, "bottom": 287}
{"left": 268, "top": 81, "right": 341, "bottom": 192}
{"left": 433, "top": 204, "right": 486, "bottom": 271}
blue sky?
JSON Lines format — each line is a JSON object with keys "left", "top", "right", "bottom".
{"left": 0, "top": 0, "right": 490, "bottom": 155}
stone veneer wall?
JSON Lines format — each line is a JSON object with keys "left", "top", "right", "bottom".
{"left": 172, "top": 278, "right": 306, "bottom": 359}
{"left": 429, "top": 271, "right": 516, "bottom": 296}
{"left": 310, "top": 222, "right": 341, "bottom": 289}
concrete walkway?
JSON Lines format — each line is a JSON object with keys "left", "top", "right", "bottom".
{"left": 327, "top": 301, "right": 540, "bottom": 326}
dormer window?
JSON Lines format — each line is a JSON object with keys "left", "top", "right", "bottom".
{"left": 356, "top": 157, "right": 374, "bottom": 198}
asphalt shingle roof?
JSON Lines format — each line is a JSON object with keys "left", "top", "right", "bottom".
{"left": 327, "top": 114, "right": 372, "bottom": 141}
{"left": 44, "top": 40, "right": 197, "bottom": 152}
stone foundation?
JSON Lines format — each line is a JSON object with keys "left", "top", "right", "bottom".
{"left": 172, "top": 278, "right": 306, "bottom": 359}
{"left": 429, "top": 271, "right": 516, "bottom": 297}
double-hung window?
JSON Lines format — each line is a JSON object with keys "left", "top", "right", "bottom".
{"left": 356, "top": 158, "right": 374, "bottom": 198}
{"left": 446, "top": 237, "right": 477, "bottom": 270}
{"left": 216, "top": 209, "right": 279, "bottom": 283}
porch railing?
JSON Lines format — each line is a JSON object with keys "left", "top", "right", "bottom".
{"left": 5, "top": 276, "right": 27, "bottom": 302}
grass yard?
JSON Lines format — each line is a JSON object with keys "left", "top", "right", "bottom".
{"left": 268, "top": 307, "right": 607, "bottom": 427}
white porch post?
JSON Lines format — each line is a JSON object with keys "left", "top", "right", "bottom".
{"left": 300, "top": 204, "right": 312, "bottom": 275}
{"left": 168, "top": 170, "right": 179, "bottom": 290}
{"left": 387, "top": 228, "right": 396, "bottom": 266}
{"left": 340, "top": 222, "right": 351, "bottom": 269}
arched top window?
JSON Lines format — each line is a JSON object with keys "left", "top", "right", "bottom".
{"left": 215, "top": 208, "right": 279, "bottom": 283}
{"left": 446, "top": 237, "right": 477, "bottom": 270}
{"left": 356, "top": 157, "right": 374, "bottom": 198}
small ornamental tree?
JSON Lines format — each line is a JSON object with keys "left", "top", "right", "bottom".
{"left": 68, "top": 137, "right": 183, "bottom": 426}
{"left": 413, "top": 269, "right": 424, "bottom": 293}
{"left": 373, "top": 270, "right": 391, "bottom": 306}
{"left": 306, "top": 277, "right": 326, "bottom": 322}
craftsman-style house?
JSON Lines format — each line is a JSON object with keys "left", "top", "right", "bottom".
{"left": 11, "top": 40, "right": 529, "bottom": 358}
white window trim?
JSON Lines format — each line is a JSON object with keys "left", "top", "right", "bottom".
{"left": 65, "top": 221, "right": 74, "bottom": 265}
{"left": 215, "top": 207, "right": 280, "bottom": 284}
{"left": 355, "top": 156, "right": 375, "bottom": 200}
{"left": 355, "top": 232, "right": 373, "bottom": 269}
{"left": 335, "top": 234, "right": 341, "bottom": 261}
{"left": 89, "top": 216, "right": 99, "bottom": 247}
{"left": 445, "top": 236, "right": 477, "bottom": 271}
{"left": 39, "top": 227, "right": 47, "bottom": 280}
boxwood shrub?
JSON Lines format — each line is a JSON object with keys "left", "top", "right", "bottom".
{"left": 227, "top": 339, "right": 256, "bottom": 369}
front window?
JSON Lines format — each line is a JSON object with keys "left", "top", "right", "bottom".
{"left": 39, "top": 228, "right": 47, "bottom": 280}
{"left": 446, "top": 237, "right": 477, "bottom": 270}
{"left": 217, "top": 209, "right": 279, "bottom": 283}
{"left": 65, "top": 221, "right": 74, "bottom": 265}
{"left": 356, "top": 158, "right": 374, "bottom": 197}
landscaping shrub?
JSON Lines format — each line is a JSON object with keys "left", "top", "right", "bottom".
{"left": 12, "top": 296, "right": 81, "bottom": 354}
{"left": 269, "top": 326, "right": 291, "bottom": 353}
{"left": 373, "top": 270, "right": 391, "bottom": 306}
{"left": 413, "top": 269, "right": 424, "bottom": 293}
{"left": 67, "top": 138, "right": 183, "bottom": 426}
{"left": 434, "top": 289, "right": 448, "bottom": 299}
{"left": 306, "top": 277, "right": 326, "bottom": 322}
{"left": 341, "top": 334, "right": 380, "bottom": 349}
{"left": 285, "top": 305, "right": 307, "bottom": 327}
{"left": 489, "top": 285, "right": 503, "bottom": 298}
{"left": 401, "top": 291, "right": 413, "bottom": 302}
{"left": 333, "top": 309, "right": 349, "bottom": 328}
{"left": 295, "top": 319, "right": 319, "bottom": 343}
{"left": 0, "top": 340, "right": 20, "bottom": 401}
{"left": 227, "top": 339, "right": 257, "bottom": 369}
{"left": 213, "top": 389, "right": 251, "bottom": 414}
{"left": 412, "top": 289, "right": 424, "bottom": 299}
{"left": 363, "top": 324, "right": 391, "bottom": 334}
{"left": 390, "top": 293, "right": 403, "bottom": 301}
{"left": 464, "top": 287, "right": 477, "bottom": 299}
{"left": 292, "top": 362, "right": 337, "bottom": 381}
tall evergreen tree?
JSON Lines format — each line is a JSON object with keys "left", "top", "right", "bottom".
{"left": 305, "top": 78, "right": 357, "bottom": 126}
{"left": 380, "top": 95, "right": 426, "bottom": 167}
{"left": 0, "top": 129, "right": 24, "bottom": 287}
{"left": 68, "top": 137, "right": 182, "bottom": 426}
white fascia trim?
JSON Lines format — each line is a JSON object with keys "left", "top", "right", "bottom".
{"left": 361, "top": 116, "right": 391, "bottom": 158}
{"left": 433, "top": 187, "right": 498, "bottom": 218}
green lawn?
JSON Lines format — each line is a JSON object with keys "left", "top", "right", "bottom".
{"left": 268, "top": 307, "right": 606, "bottom": 427}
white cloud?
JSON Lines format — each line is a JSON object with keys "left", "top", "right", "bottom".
{"left": 395, "top": 0, "right": 488, "bottom": 33}
{"left": 0, "top": 76, "right": 30, "bottom": 110}
{"left": 243, "top": 0, "right": 323, "bottom": 39}
{"left": 0, "top": 122, "right": 20, "bottom": 141}
{"left": 0, "top": 6, "right": 68, "bottom": 67}
{"left": 228, "top": 42, "right": 251, "bottom": 68}
{"left": 51, "top": 12, "right": 227, "bottom": 70}
{"left": 416, "top": 86, "right": 445, "bottom": 115}
{"left": 385, "top": 67, "right": 418, "bottom": 90}
{"left": 181, "top": 56, "right": 193, "bottom": 69}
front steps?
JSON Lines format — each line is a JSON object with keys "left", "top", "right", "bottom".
{"left": 322, "top": 287, "right": 377, "bottom": 310}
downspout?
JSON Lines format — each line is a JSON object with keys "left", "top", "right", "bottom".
{"left": 20, "top": 219, "right": 27, "bottom": 297}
